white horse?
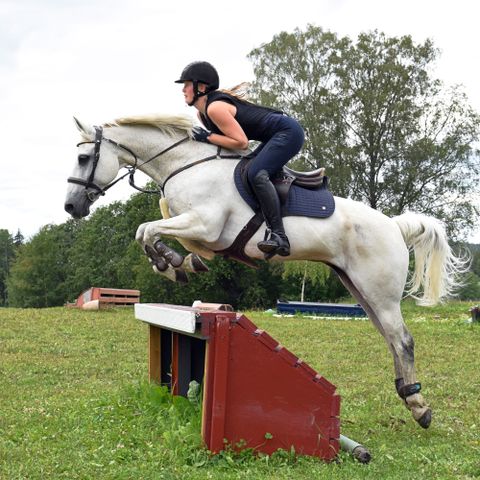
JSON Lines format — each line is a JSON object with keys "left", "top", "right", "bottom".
{"left": 65, "top": 113, "right": 467, "bottom": 429}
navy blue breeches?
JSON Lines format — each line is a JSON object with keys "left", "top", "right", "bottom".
{"left": 246, "top": 114, "right": 305, "bottom": 183}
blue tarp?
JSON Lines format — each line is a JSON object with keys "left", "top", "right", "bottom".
{"left": 277, "top": 301, "right": 367, "bottom": 317}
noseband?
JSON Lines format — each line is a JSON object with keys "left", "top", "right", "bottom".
{"left": 67, "top": 125, "right": 189, "bottom": 201}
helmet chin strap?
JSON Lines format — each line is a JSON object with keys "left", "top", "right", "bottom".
{"left": 188, "top": 81, "right": 209, "bottom": 106}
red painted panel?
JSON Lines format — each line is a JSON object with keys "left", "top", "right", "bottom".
{"left": 203, "top": 313, "right": 340, "bottom": 461}
{"left": 236, "top": 314, "right": 258, "bottom": 332}
{"left": 75, "top": 287, "right": 140, "bottom": 307}
{"left": 208, "top": 317, "right": 231, "bottom": 452}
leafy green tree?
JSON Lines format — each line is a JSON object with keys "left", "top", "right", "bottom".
{"left": 249, "top": 27, "right": 353, "bottom": 196}
{"left": 282, "top": 261, "right": 330, "bottom": 302}
{"left": 468, "top": 244, "right": 480, "bottom": 276}
{"left": 0, "top": 230, "right": 15, "bottom": 306}
{"left": 456, "top": 271, "right": 480, "bottom": 301}
{"left": 280, "top": 261, "right": 348, "bottom": 302}
{"left": 7, "top": 224, "right": 75, "bottom": 307}
{"left": 248, "top": 26, "right": 480, "bottom": 238}
{"left": 13, "top": 229, "right": 24, "bottom": 247}
{"left": 182, "top": 257, "right": 284, "bottom": 309}
{"left": 64, "top": 195, "right": 159, "bottom": 300}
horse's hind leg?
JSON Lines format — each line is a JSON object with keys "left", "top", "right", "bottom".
{"left": 380, "top": 310, "right": 431, "bottom": 428}
{"left": 389, "top": 327, "right": 432, "bottom": 428}
{"left": 332, "top": 265, "right": 432, "bottom": 428}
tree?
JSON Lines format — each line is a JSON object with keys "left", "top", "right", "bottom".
{"left": 0, "top": 230, "right": 15, "bottom": 306}
{"left": 280, "top": 261, "right": 348, "bottom": 302}
{"left": 6, "top": 224, "right": 75, "bottom": 307}
{"left": 13, "top": 230, "right": 24, "bottom": 247}
{"left": 282, "top": 261, "right": 329, "bottom": 302}
{"left": 248, "top": 26, "right": 480, "bottom": 238}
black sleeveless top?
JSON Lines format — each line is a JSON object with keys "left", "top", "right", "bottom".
{"left": 199, "top": 91, "right": 283, "bottom": 143}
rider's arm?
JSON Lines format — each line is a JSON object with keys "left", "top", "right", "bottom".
{"left": 205, "top": 101, "right": 249, "bottom": 150}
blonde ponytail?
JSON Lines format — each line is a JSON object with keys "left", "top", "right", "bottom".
{"left": 219, "top": 82, "right": 251, "bottom": 100}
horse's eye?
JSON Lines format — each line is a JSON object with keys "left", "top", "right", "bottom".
{"left": 78, "top": 154, "right": 89, "bottom": 165}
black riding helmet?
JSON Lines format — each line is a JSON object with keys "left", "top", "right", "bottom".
{"left": 175, "top": 61, "right": 219, "bottom": 106}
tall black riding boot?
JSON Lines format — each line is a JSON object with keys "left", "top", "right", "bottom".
{"left": 251, "top": 170, "right": 290, "bottom": 256}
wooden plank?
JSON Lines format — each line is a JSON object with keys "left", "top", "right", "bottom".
{"left": 201, "top": 331, "right": 216, "bottom": 446}
{"left": 97, "top": 297, "right": 139, "bottom": 304}
{"left": 97, "top": 288, "right": 140, "bottom": 296}
{"left": 208, "top": 316, "right": 231, "bottom": 452}
{"left": 148, "top": 325, "right": 162, "bottom": 383}
{"left": 171, "top": 333, "right": 179, "bottom": 395}
{"left": 135, "top": 304, "right": 197, "bottom": 334}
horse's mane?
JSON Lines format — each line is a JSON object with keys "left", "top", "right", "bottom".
{"left": 104, "top": 114, "right": 194, "bottom": 136}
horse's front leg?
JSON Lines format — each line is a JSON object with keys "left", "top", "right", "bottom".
{"left": 140, "top": 240, "right": 188, "bottom": 284}
{"left": 141, "top": 210, "right": 222, "bottom": 242}
{"left": 136, "top": 211, "right": 219, "bottom": 282}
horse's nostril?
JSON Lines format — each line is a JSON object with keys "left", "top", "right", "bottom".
{"left": 64, "top": 203, "right": 74, "bottom": 214}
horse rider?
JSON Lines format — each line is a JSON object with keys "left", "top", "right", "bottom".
{"left": 175, "top": 61, "right": 305, "bottom": 258}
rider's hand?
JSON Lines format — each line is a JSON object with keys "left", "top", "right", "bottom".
{"left": 192, "top": 126, "right": 212, "bottom": 143}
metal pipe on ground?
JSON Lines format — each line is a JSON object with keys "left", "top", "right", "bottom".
{"left": 339, "top": 434, "right": 371, "bottom": 463}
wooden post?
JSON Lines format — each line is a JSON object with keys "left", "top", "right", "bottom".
{"left": 148, "top": 324, "right": 162, "bottom": 383}
{"left": 207, "top": 316, "right": 231, "bottom": 451}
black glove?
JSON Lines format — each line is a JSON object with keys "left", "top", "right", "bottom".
{"left": 192, "top": 126, "right": 211, "bottom": 143}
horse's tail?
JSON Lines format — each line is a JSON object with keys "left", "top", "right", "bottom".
{"left": 393, "top": 212, "right": 469, "bottom": 306}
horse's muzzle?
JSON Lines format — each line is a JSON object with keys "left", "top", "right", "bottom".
{"left": 64, "top": 195, "right": 91, "bottom": 219}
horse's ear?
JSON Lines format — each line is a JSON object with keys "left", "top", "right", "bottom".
{"left": 73, "top": 117, "right": 94, "bottom": 137}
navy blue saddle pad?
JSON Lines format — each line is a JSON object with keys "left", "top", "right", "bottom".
{"left": 233, "top": 159, "right": 335, "bottom": 219}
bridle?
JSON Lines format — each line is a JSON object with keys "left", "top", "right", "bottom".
{"left": 67, "top": 125, "right": 189, "bottom": 201}
{"left": 68, "top": 125, "right": 244, "bottom": 201}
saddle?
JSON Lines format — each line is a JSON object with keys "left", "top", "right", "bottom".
{"left": 214, "top": 159, "right": 335, "bottom": 267}
{"left": 240, "top": 161, "right": 326, "bottom": 207}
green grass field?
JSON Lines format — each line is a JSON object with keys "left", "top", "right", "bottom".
{"left": 1, "top": 301, "right": 479, "bottom": 479}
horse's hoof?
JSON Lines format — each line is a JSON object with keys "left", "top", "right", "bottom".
{"left": 144, "top": 247, "right": 168, "bottom": 272}
{"left": 175, "top": 269, "right": 189, "bottom": 284}
{"left": 154, "top": 258, "right": 168, "bottom": 272}
{"left": 417, "top": 408, "right": 432, "bottom": 429}
{"left": 191, "top": 254, "right": 209, "bottom": 272}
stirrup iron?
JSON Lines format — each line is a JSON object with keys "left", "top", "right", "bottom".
{"left": 257, "top": 229, "right": 290, "bottom": 257}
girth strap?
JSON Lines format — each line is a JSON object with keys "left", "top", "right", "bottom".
{"left": 214, "top": 211, "right": 264, "bottom": 268}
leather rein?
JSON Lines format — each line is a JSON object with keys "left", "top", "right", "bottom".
{"left": 68, "top": 125, "right": 242, "bottom": 201}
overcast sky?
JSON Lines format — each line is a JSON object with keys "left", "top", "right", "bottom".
{"left": 1, "top": 0, "right": 480, "bottom": 240}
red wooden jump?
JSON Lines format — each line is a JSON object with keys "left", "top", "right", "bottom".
{"left": 70, "top": 287, "right": 140, "bottom": 308}
{"left": 135, "top": 302, "right": 340, "bottom": 461}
